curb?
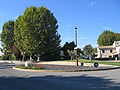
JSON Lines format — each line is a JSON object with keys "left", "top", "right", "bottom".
{"left": 13, "top": 66, "right": 120, "bottom": 72}
{"left": 13, "top": 67, "right": 76, "bottom": 72}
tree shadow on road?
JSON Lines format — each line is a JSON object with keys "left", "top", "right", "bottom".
{"left": 0, "top": 75, "right": 120, "bottom": 90}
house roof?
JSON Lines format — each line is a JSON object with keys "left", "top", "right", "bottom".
{"left": 98, "top": 46, "right": 116, "bottom": 49}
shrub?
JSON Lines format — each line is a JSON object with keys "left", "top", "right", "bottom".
{"left": 16, "top": 65, "right": 44, "bottom": 70}
{"left": 32, "top": 67, "right": 44, "bottom": 70}
{"left": 16, "top": 66, "right": 29, "bottom": 69}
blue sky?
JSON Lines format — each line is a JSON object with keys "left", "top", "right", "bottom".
{"left": 0, "top": 0, "right": 120, "bottom": 50}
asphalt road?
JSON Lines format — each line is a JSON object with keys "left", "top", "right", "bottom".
{"left": 0, "top": 63, "right": 120, "bottom": 90}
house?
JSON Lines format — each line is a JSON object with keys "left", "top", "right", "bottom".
{"left": 97, "top": 41, "right": 120, "bottom": 60}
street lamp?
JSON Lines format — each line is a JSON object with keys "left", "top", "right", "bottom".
{"left": 74, "top": 27, "right": 79, "bottom": 66}
{"left": 75, "top": 27, "right": 77, "bottom": 47}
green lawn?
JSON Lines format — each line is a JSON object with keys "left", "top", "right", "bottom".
{"left": 64, "top": 59, "right": 120, "bottom": 66}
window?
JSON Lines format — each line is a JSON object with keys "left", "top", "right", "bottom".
{"left": 109, "top": 56, "right": 112, "bottom": 58}
{"left": 102, "top": 50, "right": 104, "bottom": 53}
{"left": 110, "top": 50, "right": 112, "bottom": 53}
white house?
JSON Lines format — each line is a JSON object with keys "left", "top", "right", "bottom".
{"left": 97, "top": 41, "right": 120, "bottom": 60}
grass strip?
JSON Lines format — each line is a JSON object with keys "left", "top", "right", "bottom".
{"left": 16, "top": 66, "right": 44, "bottom": 70}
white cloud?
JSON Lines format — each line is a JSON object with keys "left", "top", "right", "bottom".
{"left": 102, "top": 26, "right": 113, "bottom": 30}
{"left": 88, "top": 1, "right": 96, "bottom": 7}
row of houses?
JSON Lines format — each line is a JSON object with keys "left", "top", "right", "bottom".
{"left": 97, "top": 41, "right": 120, "bottom": 60}
{"left": 59, "top": 41, "right": 120, "bottom": 60}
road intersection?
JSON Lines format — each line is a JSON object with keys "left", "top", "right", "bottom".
{"left": 0, "top": 62, "right": 120, "bottom": 90}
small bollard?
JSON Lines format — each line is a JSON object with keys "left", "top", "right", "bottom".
{"left": 81, "top": 62, "right": 84, "bottom": 66}
{"left": 25, "top": 61, "right": 28, "bottom": 67}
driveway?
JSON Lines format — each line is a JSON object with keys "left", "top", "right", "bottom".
{"left": 0, "top": 62, "right": 120, "bottom": 90}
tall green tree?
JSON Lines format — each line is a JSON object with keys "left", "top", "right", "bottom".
{"left": 1, "top": 20, "right": 14, "bottom": 59}
{"left": 61, "top": 41, "right": 76, "bottom": 59}
{"left": 97, "top": 30, "right": 120, "bottom": 46}
{"left": 14, "top": 6, "right": 61, "bottom": 60}
{"left": 116, "top": 33, "right": 120, "bottom": 41}
{"left": 83, "top": 44, "right": 94, "bottom": 60}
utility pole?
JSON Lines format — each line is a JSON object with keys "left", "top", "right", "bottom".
{"left": 75, "top": 27, "right": 77, "bottom": 47}
{"left": 75, "top": 27, "right": 79, "bottom": 66}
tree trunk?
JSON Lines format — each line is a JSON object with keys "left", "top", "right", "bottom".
{"left": 89, "top": 55, "right": 92, "bottom": 61}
